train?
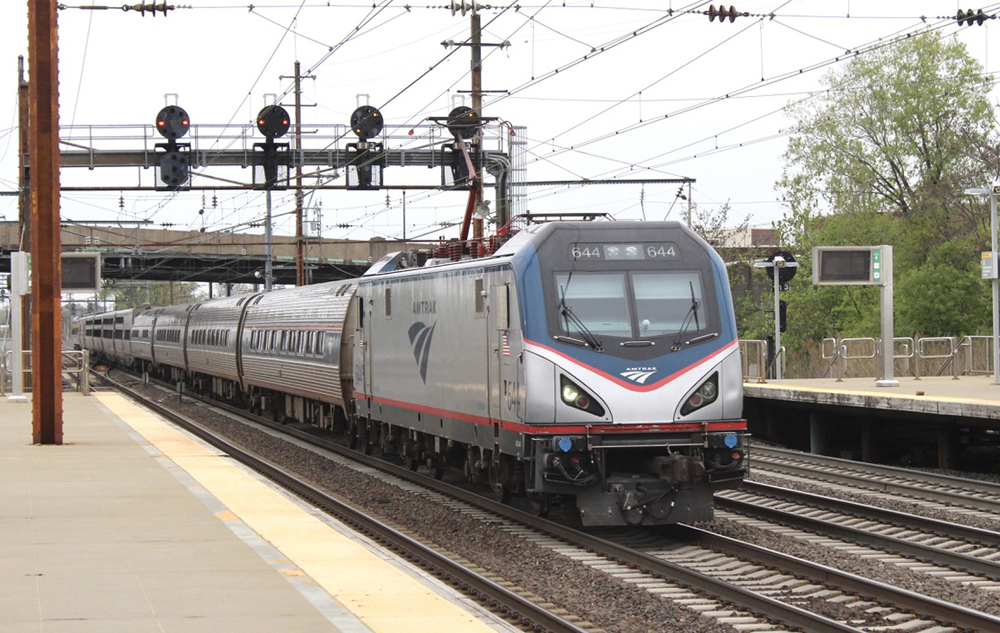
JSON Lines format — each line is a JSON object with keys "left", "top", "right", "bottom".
{"left": 76, "top": 221, "right": 747, "bottom": 526}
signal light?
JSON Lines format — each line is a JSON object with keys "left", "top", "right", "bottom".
{"left": 446, "top": 105, "right": 480, "bottom": 139}
{"left": 256, "top": 105, "right": 290, "bottom": 138}
{"left": 957, "top": 9, "right": 991, "bottom": 26}
{"left": 155, "top": 105, "right": 190, "bottom": 140}
{"left": 708, "top": 5, "right": 746, "bottom": 23}
{"left": 350, "top": 105, "right": 384, "bottom": 140}
{"left": 158, "top": 151, "right": 189, "bottom": 188}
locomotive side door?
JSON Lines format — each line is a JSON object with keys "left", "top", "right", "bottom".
{"left": 490, "top": 280, "right": 524, "bottom": 426}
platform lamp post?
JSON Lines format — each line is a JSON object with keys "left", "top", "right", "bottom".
{"left": 753, "top": 251, "right": 798, "bottom": 380}
{"left": 963, "top": 185, "right": 1000, "bottom": 385}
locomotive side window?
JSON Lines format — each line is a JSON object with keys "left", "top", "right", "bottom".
{"left": 475, "top": 278, "right": 485, "bottom": 314}
{"left": 494, "top": 283, "right": 509, "bottom": 331}
{"left": 384, "top": 287, "right": 392, "bottom": 317}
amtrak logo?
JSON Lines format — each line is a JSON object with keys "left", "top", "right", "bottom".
{"left": 620, "top": 367, "right": 657, "bottom": 384}
{"left": 408, "top": 321, "right": 436, "bottom": 383}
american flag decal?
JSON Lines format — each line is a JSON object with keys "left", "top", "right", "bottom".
{"left": 502, "top": 334, "right": 510, "bottom": 356}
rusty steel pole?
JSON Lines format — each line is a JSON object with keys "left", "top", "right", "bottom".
{"left": 470, "top": 11, "right": 484, "bottom": 241}
{"left": 28, "top": 0, "right": 64, "bottom": 444}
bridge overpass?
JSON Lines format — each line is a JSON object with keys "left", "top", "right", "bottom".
{"left": 0, "top": 221, "right": 429, "bottom": 285}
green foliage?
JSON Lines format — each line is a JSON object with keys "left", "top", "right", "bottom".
{"left": 895, "top": 239, "right": 989, "bottom": 337}
{"left": 98, "top": 280, "right": 204, "bottom": 310}
{"left": 775, "top": 31, "right": 999, "bottom": 349}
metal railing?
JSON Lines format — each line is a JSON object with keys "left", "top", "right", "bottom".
{"left": 747, "top": 335, "right": 979, "bottom": 382}
{"left": 1, "top": 350, "right": 90, "bottom": 395}
{"left": 739, "top": 339, "right": 768, "bottom": 383}
{"left": 958, "top": 336, "right": 993, "bottom": 375}
{"left": 915, "top": 337, "right": 959, "bottom": 380}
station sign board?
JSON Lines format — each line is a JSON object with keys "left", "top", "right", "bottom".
{"left": 61, "top": 252, "right": 101, "bottom": 293}
{"left": 982, "top": 251, "right": 998, "bottom": 280}
{"left": 812, "top": 246, "right": 887, "bottom": 286}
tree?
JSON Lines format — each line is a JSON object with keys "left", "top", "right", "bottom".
{"left": 776, "top": 31, "right": 997, "bottom": 354}
{"left": 96, "top": 280, "right": 204, "bottom": 311}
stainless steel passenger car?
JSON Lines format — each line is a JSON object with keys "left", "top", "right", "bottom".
{"left": 241, "top": 281, "right": 355, "bottom": 425}
{"left": 151, "top": 304, "right": 192, "bottom": 375}
{"left": 185, "top": 294, "right": 254, "bottom": 399}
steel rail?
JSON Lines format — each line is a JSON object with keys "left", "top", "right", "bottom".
{"left": 103, "top": 376, "right": 592, "bottom": 633}
{"left": 736, "top": 480, "right": 1000, "bottom": 545}
{"left": 718, "top": 483, "right": 1000, "bottom": 580}
{"left": 678, "top": 525, "right": 1000, "bottom": 633}
{"left": 752, "top": 446, "right": 1000, "bottom": 513}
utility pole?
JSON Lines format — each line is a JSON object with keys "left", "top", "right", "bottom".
{"left": 17, "top": 57, "right": 31, "bottom": 361}
{"left": 293, "top": 62, "right": 305, "bottom": 286}
{"left": 446, "top": 4, "right": 510, "bottom": 240}
{"left": 279, "top": 62, "right": 315, "bottom": 286}
{"left": 470, "top": 10, "right": 484, "bottom": 240}
{"left": 27, "top": 0, "right": 63, "bottom": 443}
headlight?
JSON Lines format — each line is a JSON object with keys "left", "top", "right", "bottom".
{"left": 680, "top": 372, "right": 719, "bottom": 416}
{"left": 559, "top": 375, "right": 605, "bottom": 417}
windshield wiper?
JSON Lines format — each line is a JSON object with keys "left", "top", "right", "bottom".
{"left": 558, "top": 274, "right": 603, "bottom": 352}
{"left": 671, "top": 280, "right": 703, "bottom": 352}
{"left": 559, "top": 302, "right": 604, "bottom": 352}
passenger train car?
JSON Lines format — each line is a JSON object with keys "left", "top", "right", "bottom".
{"left": 79, "top": 221, "right": 747, "bottom": 526}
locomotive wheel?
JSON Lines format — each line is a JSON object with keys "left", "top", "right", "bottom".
{"left": 529, "top": 494, "right": 551, "bottom": 518}
{"left": 489, "top": 455, "right": 511, "bottom": 504}
{"left": 360, "top": 427, "right": 374, "bottom": 455}
{"left": 491, "top": 481, "right": 511, "bottom": 504}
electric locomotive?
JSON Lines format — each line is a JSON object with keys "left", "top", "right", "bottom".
{"left": 352, "top": 221, "right": 746, "bottom": 525}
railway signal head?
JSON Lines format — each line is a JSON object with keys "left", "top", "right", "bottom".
{"left": 158, "top": 150, "right": 190, "bottom": 188}
{"left": 155, "top": 105, "right": 190, "bottom": 140}
{"left": 766, "top": 250, "right": 798, "bottom": 285}
{"left": 446, "top": 106, "right": 480, "bottom": 139}
{"left": 351, "top": 105, "right": 384, "bottom": 140}
{"left": 256, "top": 105, "right": 290, "bottom": 138}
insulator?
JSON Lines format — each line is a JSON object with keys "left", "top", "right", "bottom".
{"left": 124, "top": 3, "right": 173, "bottom": 17}
{"left": 708, "top": 4, "right": 743, "bottom": 23}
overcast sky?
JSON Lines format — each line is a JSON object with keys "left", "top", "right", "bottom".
{"left": 0, "top": 1, "right": 997, "bottom": 245}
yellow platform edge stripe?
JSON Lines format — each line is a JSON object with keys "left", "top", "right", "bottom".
{"left": 94, "top": 392, "right": 499, "bottom": 633}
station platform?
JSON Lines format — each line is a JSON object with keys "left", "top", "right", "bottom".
{"left": 743, "top": 375, "right": 1000, "bottom": 468}
{"left": 744, "top": 374, "right": 1000, "bottom": 421}
{"left": 0, "top": 392, "right": 514, "bottom": 633}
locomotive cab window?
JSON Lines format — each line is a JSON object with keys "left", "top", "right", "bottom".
{"left": 543, "top": 238, "right": 718, "bottom": 350}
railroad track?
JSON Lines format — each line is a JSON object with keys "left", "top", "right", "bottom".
{"left": 716, "top": 481, "right": 1000, "bottom": 584}
{"left": 750, "top": 445, "right": 1000, "bottom": 520}
{"left": 101, "top": 372, "right": 1000, "bottom": 633}
{"left": 97, "top": 372, "right": 594, "bottom": 633}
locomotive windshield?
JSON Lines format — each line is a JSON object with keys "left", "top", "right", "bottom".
{"left": 535, "top": 231, "right": 721, "bottom": 356}
{"left": 555, "top": 271, "right": 706, "bottom": 340}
